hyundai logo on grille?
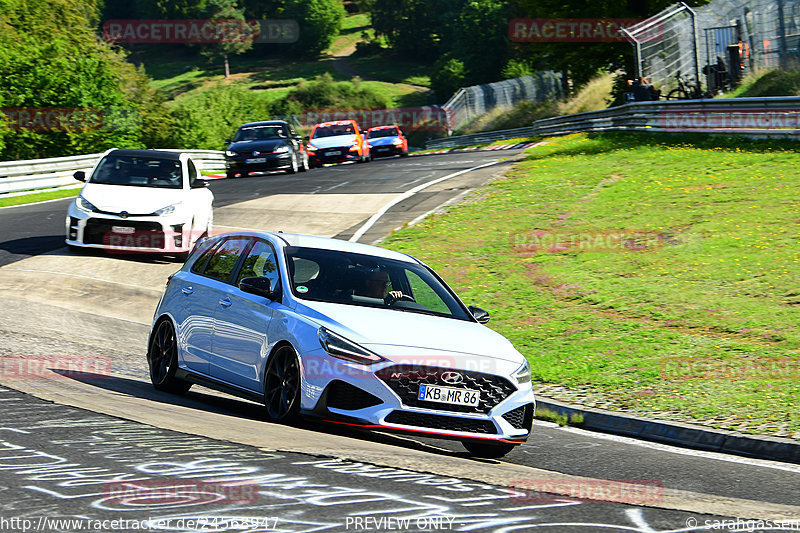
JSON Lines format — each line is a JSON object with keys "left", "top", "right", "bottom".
{"left": 441, "top": 371, "right": 463, "bottom": 385}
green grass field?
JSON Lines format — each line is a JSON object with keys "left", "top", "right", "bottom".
{"left": 383, "top": 132, "right": 800, "bottom": 438}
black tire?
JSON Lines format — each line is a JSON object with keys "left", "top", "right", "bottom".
{"left": 263, "top": 345, "right": 301, "bottom": 423}
{"left": 226, "top": 171, "right": 237, "bottom": 179}
{"left": 666, "top": 88, "right": 683, "bottom": 101}
{"left": 299, "top": 154, "right": 309, "bottom": 172}
{"left": 463, "top": 440, "right": 517, "bottom": 459}
{"left": 400, "top": 151, "right": 409, "bottom": 157}
{"left": 147, "top": 319, "right": 191, "bottom": 394}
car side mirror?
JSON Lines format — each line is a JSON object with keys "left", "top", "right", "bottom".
{"left": 225, "top": 138, "right": 232, "bottom": 144}
{"left": 73, "top": 171, "right": 86, "bottom": 182}
{"left": 239, "top": 277, "right": 277, "bottom": 300}
{"left": 303, "top": 136, "right": 310, "bottom": 142}
{"left": 191, "top": 179, "right": 208, "bottom": 189}
{"left": 468, "top": 305, "right": 490, "bottom": 324}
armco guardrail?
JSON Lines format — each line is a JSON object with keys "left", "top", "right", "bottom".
{"left": 426, "top": 96, "right": 800, "bottom": 149}
{"left": 0, "top": 149, "right": 225, "bottom": 195}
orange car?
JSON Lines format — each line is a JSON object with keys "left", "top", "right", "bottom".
{"left": 306, "top": 120, "right": 370, "bottom": 167}
{"left": 366, "top": 125, "right": 409, "bottom": 158}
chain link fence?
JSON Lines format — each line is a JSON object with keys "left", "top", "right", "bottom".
{"left": 624, "top": 0, "right": 800, "bottom": 96}
{"left": 442, "top": 72, "right": 564, "bottom": 134}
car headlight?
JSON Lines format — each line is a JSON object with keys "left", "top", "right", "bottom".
{"left": 225, "top": 150, "right": 237, "bottom": 157}
{"left": 77, "top": 196, "right": 97, "bottom": 212}
{"left": 154, "top": 202, "right": 182, "bottom": 216}
{"left": 513, "top": 359, "right": 532, "bottom": 384}
{"left": 318, "top": 327, "right": 385, "bottom": 365}
{"left": 273, "top": 146, "right": 289, "bottom": 154}
{"left": 306, "top": 144, "right": 317, "bottom": 152}
{"left": 393, "top": 138, "right": 403, "bottom": 145}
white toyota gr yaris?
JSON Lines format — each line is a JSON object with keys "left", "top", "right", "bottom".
{"left": 66, "top": 148, "right": 214, "bottom": 256}
{"left": 147, "top": 231, "right": 535, "bottom": 457}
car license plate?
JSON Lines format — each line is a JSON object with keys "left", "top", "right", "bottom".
{"left": 377, "top": 147, "right": 389, "bottom": 151}
{"left": 111, "top": 226, "right": 135, "bottom": 234}
{"left": 418, "top": 384, "right": 480, "bottom": 407}
{"left": 245, "top": 157, "right": 267, "bottom": 164}
{"left": 325, "top": 150, "right": 341, "bottom": 156}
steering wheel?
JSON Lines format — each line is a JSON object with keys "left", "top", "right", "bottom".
{"left": 386, "top": 294, "right": 415, "bottom": 305}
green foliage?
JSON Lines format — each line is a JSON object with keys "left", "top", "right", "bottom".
{"left": 430, "top": 55, "right": 466, "bottom": 100}
{"left": 168, "top": 83, "right": 271, "bottom": 149}
{"left": 502, "top": 59, "right": 534, "bottom": 79}
{"left": 283, "top": 0, "right": 346, "bottom": 57}
{"left": 0, "top": 0, "right": 168, "bottom": 159}
{"left": 730, "top": 67, "right": 800, "bottom": 97}
{"left": 272, "top": 73, "right": 389, "bottom": 114}
{"left": 200, "top": 0, "right": 255, "bottom": 75}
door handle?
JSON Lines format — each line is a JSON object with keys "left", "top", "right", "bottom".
{"left": 219, "top": 298, "right": 232, "bottom": 308}
{"left": 182, "top": 287, "right": 194, "bottom": 295}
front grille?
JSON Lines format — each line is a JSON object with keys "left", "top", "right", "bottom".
{"left": 318, "top": 147, "right": 353, "bottom": 161}
{"left": 384, "top": 410, "right": 496, "bottom": 434}
{"left": 502, "top": 403, "right": 534, "bottom": 431}
{"left": 325, "top": 380, "right": 382, "bottom": 411}
{"left": 376, "top": 365, "right": 516, "bottom": 414}
{"left": 83, "top": 218, "right": 164, "bottom": 248}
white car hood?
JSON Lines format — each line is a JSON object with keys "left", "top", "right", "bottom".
{"left": 297, "top": 300, "right": 522, "bottom": 363}
{"left": 309, "top": 135, "right": 359, "bottom": 149}
{"left": 81, "top": 183, "right": 185, "bottom": 214}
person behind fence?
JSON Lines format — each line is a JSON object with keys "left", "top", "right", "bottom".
{"left": 630, "top": 76, "right": 660, "bottom": 101}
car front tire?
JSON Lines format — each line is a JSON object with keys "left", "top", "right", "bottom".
{"left": 147, "top": 319, "right": 191, "bottom": 394}
{"left": 263, "top": 345, "right": 301, "bottom": 423}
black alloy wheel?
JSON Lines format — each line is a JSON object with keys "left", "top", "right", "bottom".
{"left": 263, "top": 345, "right": 301, "bottom": 422}
{"left": 147, "top": 320, "right": 191, "bottom": 394}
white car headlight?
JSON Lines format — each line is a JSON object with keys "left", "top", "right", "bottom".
{"left": 318, "top": 327, "right": 385, "bottom": 365}
{"left": 225, "top": 150, "right": 237, "bottom": 157}
{"left": 273, "top": 145, "right": 289, "bottom": 154}
{"left": 77, "top": 196, "right": 98, "bottom": 212}
{"left": 154, "top": 202, "right": 182, "bottom": 216}
{"left": 306, "top": 144, "right": 318, "bottom": 151}
{"left": 513, "top": 359, "right": 532, "bottom": 384}
{"left": 392, "top": 139, "right": 403, "bottom": 145}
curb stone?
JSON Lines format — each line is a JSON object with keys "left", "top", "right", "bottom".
{"left": 536, "top": 397, "right": 800, "bottom": 464}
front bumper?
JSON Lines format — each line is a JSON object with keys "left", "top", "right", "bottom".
{"left": 226, "top": 154, "right": 292, "bottom": 174}
{"left": 300, "top": 352, "right": 535, "bottom": 443}
{"left": 66, "top": 204, "right": 193, "bottom": 253}
{"left": 307, "top": 146, "right": 361, "bottom": 165}
{"left": 369, "top": 144, "right": 404, "bottom": 157}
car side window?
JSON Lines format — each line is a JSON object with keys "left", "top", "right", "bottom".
{"left": 202, "top": 238, "right": 250, "bottom": 283}
{"left": 187, "top": 159, "right": 199, "bottom": 187}
{"left": 237, "top": 240, "right": 280, "bottom": 290}
{"left": 191, "top": 239, "right": 223, "bottom": 274}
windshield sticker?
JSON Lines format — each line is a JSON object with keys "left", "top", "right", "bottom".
{"left": 296, "top": 286, "right": 308, "bottom": 293}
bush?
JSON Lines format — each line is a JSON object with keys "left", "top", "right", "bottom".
{"left": 430, "top": 55, "right": 466, "bottom": 102}
{"left": 272, "top": 73, "right": 389, "bottom": 114}
{"left": 735, "top": 68, "right": 800, "bottom": 97}
{"left": 168, "top": 83, "right": 272, "bottom": 150}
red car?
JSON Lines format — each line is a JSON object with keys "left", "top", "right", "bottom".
{"left": 366, "top": 125, "right": 409, "bottom": 158}
{"left": 306, "top": 120, "right": 370, "bottom": 167}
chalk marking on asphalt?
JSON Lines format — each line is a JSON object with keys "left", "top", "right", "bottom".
{"left": 625, "top": 509, "right": 657, "bottom": 533}
{"left": 555, "top": 425, "right": 800, "bottom": 474}
{"left": 321, "top": 180, "right": 351, "bottom": 192}
{"left": 349, "top": 160, "right": 501, "bottom": 243}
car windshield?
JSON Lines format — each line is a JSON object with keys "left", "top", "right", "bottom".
{"left": 89, "top": 155, "right": 183, "bottom": 189}
{"left": 233, "top": 125, "right": 287, "bottom": 142}
{"left": 311, "top": 124, "right": 355, "bottom": 139}
{"left": 368, "top": 128, "right": 399, "bottom": 138}
{"left": 285, "top": 246, "right": 471, "bottom": 321}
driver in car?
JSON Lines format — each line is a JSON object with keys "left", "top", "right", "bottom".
{"left": 358, "top": 270, "right": 412, "bottom": 304}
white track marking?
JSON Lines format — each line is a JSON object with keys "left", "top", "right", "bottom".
{"left": 556, "top": 425, "right": 800, "bottom": 474}
{"left": 348, "top": 160, "right": 501, "bottom": 242}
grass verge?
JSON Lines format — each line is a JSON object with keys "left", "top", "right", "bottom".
{"left": 382, "top": 132, "right": 800, "bottom": 438}
{"left": 0, "top": 188, "right": 79, "bottom": 208}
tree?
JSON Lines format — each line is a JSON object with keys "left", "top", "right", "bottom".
{"left": 201, "top": 0, "right": 256, "bottom": 79}
{"left": 283, "top": 0, "right": 345, "bottom": 57}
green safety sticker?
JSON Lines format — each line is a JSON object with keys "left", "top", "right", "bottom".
{"left": 296, "top": 286, "right": 308, "bottom": 293}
